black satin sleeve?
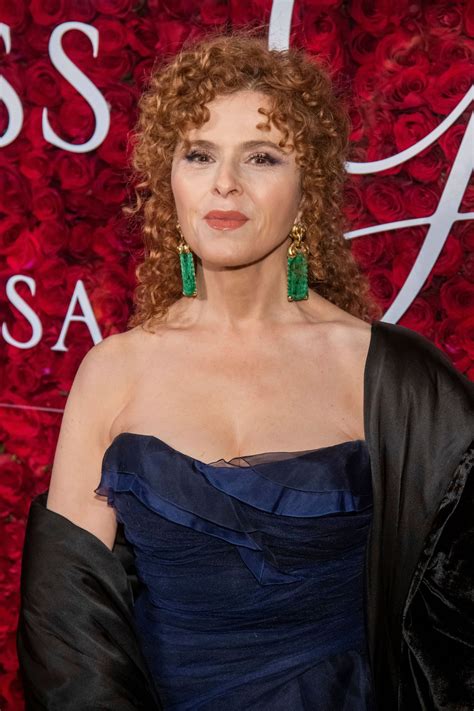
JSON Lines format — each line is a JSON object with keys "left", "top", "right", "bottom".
{"left": 16, "top": 491, "right": 162, "bottom": 710}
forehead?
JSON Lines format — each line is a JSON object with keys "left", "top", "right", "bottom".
{"left": 184, "top": 90, "right": 289, "bottom": 143}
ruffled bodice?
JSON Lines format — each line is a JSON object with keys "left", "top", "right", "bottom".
{"left": 95, "top": 433, "right": 377, "bottom": 710}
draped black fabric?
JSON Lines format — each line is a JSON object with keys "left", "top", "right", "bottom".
{"left": 362, "top": 321, "right": 474, "bottom": 709}
{"left": 16, "top": 491, "right": 162, "bottom": 710}
{"left": 16, "top": 319, "right": 474, "bottom": 710}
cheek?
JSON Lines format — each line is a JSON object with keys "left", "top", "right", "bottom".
{"left": 257, "top": 182, "right": 297, "bottom": 217}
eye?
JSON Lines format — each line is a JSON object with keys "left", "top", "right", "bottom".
{"left": 248, "top": 152, "right": 280, "bottom": 166}
{"left": 184, "top": 150, "right": 211, "bottom": 163}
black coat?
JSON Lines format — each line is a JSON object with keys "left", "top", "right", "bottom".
{"left": 17, "top": 320, "right": 474, "bottom": 710}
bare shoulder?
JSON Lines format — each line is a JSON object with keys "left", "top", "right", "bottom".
{"left": 45, "top": 327, "right": 141, "bottom": 551}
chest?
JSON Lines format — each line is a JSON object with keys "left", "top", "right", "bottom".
{"left": 112, "top": 329, "right": 365, "bottom": 462}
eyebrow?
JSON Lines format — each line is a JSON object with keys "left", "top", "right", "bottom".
{"left": 183, "top": 139, "right": 290, "bottom": 155}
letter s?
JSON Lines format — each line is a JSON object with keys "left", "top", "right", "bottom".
{"left": 43, "top": 21, "right": 110, "bottom": 153}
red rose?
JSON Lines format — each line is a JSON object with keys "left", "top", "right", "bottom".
{"left": 90, "top": 264, "right": 131, "bottom": 325}
{"left": 465, "top": 0, "right": 474, "bottom": 37}
{"left": 461, "top": 252, "right": 474, "bottom": 282}
{"left": 350, "top": 231, "right": 395, "bottom": 270}
{"left": 156, "top": 21, "right": 202, "bottom": 55}
{"left": 82, "top": 48, "right": 134, "bottom": 84}
{"left": 366, "top": 267, "right": 397, "bottom": 308}
{"left": 458, "top": 221, "right": 474, "bottom": 251}
{"left": 374, "top": 30, "right": 429, "bottom": 77}
{"left": 348, "top": 27, "right": 378, "bottom": 66}
{"left": 31, "top": 187, "right": 64, "bottom": 222}
{"left": 97, "top": 117, "right": 132, "bottom": 168}
{"left": 425, "top": 2, "right": 463, "bottom": 35}
{"left": 434, "top": 318, "right": 472, "bottom": 374}
{"left": 65, "top": 190, "right": 115, "bottom": 219}
{"left": 68, "top": 222, "right": 95, "bottom": 258}
{"left": 407, "top": 145, "right": 444, "bottom": 183}
{"left": 24, "top": 59, "right": 62, "bottom": 107}
{"left": 404, "top": 183, "right": 440, "bottom": 219}
{"left": 391, "top": 229, "right": 435, "bottom": 290}
{"left": 344, "top": 183, "right": 367, "bottom": 224}
{"left": 53, "top": 152, "right": 94, "bottom": 191}
{"left": 23, "top": 22, "right": 53, "bottom": 55}
{"left": 365, "top": 120, "right": 402, "bottom": 177}
{"left": 126, "top": 16, "right": 160, "bottom": 57}
{"left": 0, "top": 455, "right": 27, "bottom": 517}
{"left": 54, "top": 94, "right": 97, "bottom": 145}
{"left": 364, "top": 177, "right": 405, "bottom": 223}
{"left": 380, "top": 67, "right": 429, "bottom": 111}
{"left": 0, "top": 389, "right": 45, "bottom": 459}
{"left": 425, "top": 61, "right": 474, "bottom": 115}
{"left": 302, "top": 9, "right": 344, "bottom": 72}
{"left": 19, "top": 147, "right": 54, "bottom": 182}
{"left": 0, "top": 215, "right": 28, "bottom": 257}
{"left": 92, "top": 167, "right": 127, "bottom": 204}
{"left": 29, "top": 0, "right": 68, "bottom": 26}
{"left": 431, "top": 233, "right": 464, "bottom": 277}
{"left": 93, "top": 17, "right": 128, "bottom": 53}
{"left": 433, "top": 35, "right": 473, "bottom": 64}
{"left": 94, "top": 0, "right": 136, "bottom": 17}
{"left": 350, "top": 0, "right": 393, "bottom": 35}
{"left": 353, "top": 61, "right": 382, "bottom": 102}
{"left": 458, "top": 315, "right": 474, "bottom": 360}
{"left": 439, "top": 122, "right": 466, "bottom": 162}
{"left": 398, "top": 296, "right": 436, "bottom": 338}
{"left": 30, "top": 220, "right": 69, "bottom": 257}
{"left": 32, "top": 257, "right": 73, "bottom": 318}
{"left": 68, "top": 0, "right": 96, "bottom": 23}
{"left": 200, "top": 0, "right": 229, "bottom": 26}
{"left": 91, "top": 216, "right": 132, "bottom": 259}
{"left": 0, "top": 167, "right": 30, "bottom": 215}
{"left": 104, "top": 82, "right": 140, "bottom": 115}
{"left": 393, "top": 110, "right": 436, "bottom": 152}
{"left": 0, "top": 2, "right": 26, "bottom": 28}
{"left": 1, "top": 520, "right": 26, "bottom": 561}
{"left": 440, "top": 275, "right": 474, "bottom": 319}
{"left": 6, "top": 231, "right": 42, "bottom": 272}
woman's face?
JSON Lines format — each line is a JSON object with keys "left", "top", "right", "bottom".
{"left": 171, "top": 90, "right": 303, "bottom": 268}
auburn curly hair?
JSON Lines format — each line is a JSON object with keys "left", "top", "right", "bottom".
{"left": 123, "top": 27, "right": 382, "bottom": 330}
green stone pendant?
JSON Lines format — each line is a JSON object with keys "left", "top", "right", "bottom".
{"left": 287, "top": 251, "right": 308, "bottom": 301}
{"left": 179, "top": 249, "right": 197, "bottom": 297}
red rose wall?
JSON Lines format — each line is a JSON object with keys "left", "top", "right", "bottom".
{"left": 0, "top": 1, "right": 473, "bottom": 708}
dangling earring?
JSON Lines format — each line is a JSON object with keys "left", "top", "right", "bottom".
{"left": 287, "top": 222, "right": 309, "bottom": 301}
{"left": 176, "top": 223, "right": 197, "bottom": 297}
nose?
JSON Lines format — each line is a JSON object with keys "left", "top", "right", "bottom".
{"left": 212, "top": 160, "right": 242, "bottom": 197}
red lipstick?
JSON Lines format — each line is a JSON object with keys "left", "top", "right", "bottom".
{"left": 204, "top": 210, "right": 249, "bottom": 231}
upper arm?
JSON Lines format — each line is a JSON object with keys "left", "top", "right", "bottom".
{"left": 46, "top": 334, "right": 129, "bottom": 551}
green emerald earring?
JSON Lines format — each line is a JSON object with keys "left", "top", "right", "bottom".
{"left": 176, "top": 223, "right": 197, "bottom": 297}
{"left": 287, "top": 222, "right": 309, "bottom": 301}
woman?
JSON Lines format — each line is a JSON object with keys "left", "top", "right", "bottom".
{"left": 17, "top": 31, "right": 473, "bottom": 711}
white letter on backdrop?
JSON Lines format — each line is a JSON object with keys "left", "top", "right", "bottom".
{"left": 52, "top": 279, "right": 102, "bottom": 351}
{"left": 43, "top": 21, "right": 110, "bottom": 153}
{"left": 0, "top": 24, "right": 24, "bottom": 147}
{"left": 2, "top": 275, "right": 42, "bottom": 349}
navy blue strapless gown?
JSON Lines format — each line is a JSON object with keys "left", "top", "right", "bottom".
{"left": 95, "top": 433, "right": 377, "bottom": 710}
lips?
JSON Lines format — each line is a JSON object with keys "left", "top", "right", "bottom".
{"left": 204, "top": 210, "right": 249, "bottom": 231}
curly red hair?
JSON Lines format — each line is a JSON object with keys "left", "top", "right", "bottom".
{"left": 123, "top": 27, "right": 382, "bottom": 330}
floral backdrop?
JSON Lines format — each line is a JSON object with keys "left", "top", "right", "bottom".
{"left": 0, "top": 0, "right": 473, "bottom": 708}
